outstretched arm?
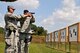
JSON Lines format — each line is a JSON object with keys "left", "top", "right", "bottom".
{"left": 30, "top": 15, "right": 35, "bottom": 23}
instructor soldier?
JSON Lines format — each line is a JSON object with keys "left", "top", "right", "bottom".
{"left": 4, "top": 6, "right": 21, "bottom": 53}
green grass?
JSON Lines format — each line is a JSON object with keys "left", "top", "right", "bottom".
{"left": 0, "top": 42, "right": 5, "bottom": 53}
{"left": 0, "top": 42, "right": 79, "bottom": 53}
{"left": 0, "top": 42, "right": 65, "bottom": 53}
{"left": 59, "top": 43, "right": 65, "bottom": 51}
{"left": 50, "top": 42, "right": 79, "bottom": 53}
{"left": 70, "top": 43, "right": 78, "bottom": 53}
{"left": 29, "top": 43, "right": 65, "bottom": 53}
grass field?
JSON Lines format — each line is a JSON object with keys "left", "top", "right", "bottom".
{"left": 29, "top": 43, "right": 65, "bottom": 53}
{"left": 0, "top": 42, "right": 5, "bottom": 53}
{"left": 0, "top": 42, "right": 65, "bottom": 53}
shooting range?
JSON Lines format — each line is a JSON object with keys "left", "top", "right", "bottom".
{"left": 59, "top": 28, "right": 66, "bottom": 51}
{"left": 1, "top": 0, "right": 80, "bottom": 53}
{"left": 46, "top": 22, "right": 80, "bottom": 53}
{"left": 51, "top": 32, "right": 55, "bottom": 48}
{"left": 46, "top": 34, "right": 50, "bottom": 47}
{"left": 54, "top": 30, "right": 59, "bottom": 49}
{"left": 47, "top": 33, "right": 53, "bottom": 47}
{"left": 68, "top": 22, "right": 80, "bottom": 53}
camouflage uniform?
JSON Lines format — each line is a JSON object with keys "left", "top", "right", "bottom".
{"left": 19, "top": 14, "right": 35, "bottom": 53}
{"left": 4, "top": 12, "right": 20, "bottom": 53}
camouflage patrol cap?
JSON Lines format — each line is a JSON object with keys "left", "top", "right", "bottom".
{"left": 7, "top": 6, "right": 15, "bottom": 10}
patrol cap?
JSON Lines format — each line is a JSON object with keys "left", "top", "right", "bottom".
{"left": 24, "top": 10, "right": 35, "bottom": 14}
{"left": 24, "top": 10, "right": 29, "bottom": 14}
{"left": 7, "top": 6, "right": 15, "bottom": 10}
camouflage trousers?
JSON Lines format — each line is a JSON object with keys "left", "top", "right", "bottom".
{"left": 19, "top": 40, "right": 29, "bottom": 53}
{"left": 19, "top": 33, "right": 31, "bottom": 53}
{"left": 5, "top": 29, "right": 31, "bottom": 53}
{"left": 5, "top": 29, "right": 19, "bottom": 53}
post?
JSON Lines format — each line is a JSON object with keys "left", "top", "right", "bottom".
{"left": 78, "top": 23, "right": 80, "bottom": 53}
{"left": 66, "top": 27, "right": 70, "bottom": 53}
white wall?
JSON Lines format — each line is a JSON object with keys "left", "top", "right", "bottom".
{"left": 48, "top": 34, "right": 50, "bottom": 42}
{"left": 60, "top": 29, "right": 66, "bottom": 42}
{"left": 46, "top": 34, "right": 50, "bottom": 42}
{"left": 54, "top": 31, "right": 58, "bottom": 42}
{"left": 69, "top": 25, "right": 78, "bottom": 42}
{"left": 46, "top": 35, "right": 48, "bottom": 42}
{"left": 52, "top": 32, "right": 54, "bottom": 42}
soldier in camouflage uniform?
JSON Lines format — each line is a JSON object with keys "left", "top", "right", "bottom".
{"left": 19, "top": 10, "right": 35, "bottom": 53}
{"left": 4, "top": 6, "right": 22, "bottom": 53}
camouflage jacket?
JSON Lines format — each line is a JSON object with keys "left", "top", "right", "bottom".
{"left": 4, "top": 12, "right": 21, "bottom": 30}
{"left": 19, "top": 15, "right": 35, "bottom": 33}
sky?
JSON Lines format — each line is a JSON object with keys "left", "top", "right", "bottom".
{"left": 0, "top": 0, "right": 80, "bottom": 33}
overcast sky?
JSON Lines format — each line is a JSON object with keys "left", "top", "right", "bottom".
{"left": 0, "top": 0, "right": 80, "bottom": 33}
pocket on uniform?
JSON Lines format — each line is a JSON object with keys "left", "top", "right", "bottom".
{"left": 5, "top": 39, "right": 11, "bottom": 45}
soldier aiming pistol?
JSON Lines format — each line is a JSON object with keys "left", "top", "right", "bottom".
{"left": 19, "top": 10, "right": 35, "bottom": 53}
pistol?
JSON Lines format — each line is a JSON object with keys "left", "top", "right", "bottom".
{"left": 30, "top": 12, "right": 35, "bottom": 14}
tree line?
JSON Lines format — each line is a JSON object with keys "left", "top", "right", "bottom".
{"left": 31, "top": 24, "right": 47, "bottom": 36}
{"left": 0, "top": 27, "right": 4, "bottom": 34}
{"left": 0, "top": 24, "right": 47, "bottom": 36}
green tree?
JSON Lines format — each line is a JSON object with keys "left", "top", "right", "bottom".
{"left": 31, "top": 24, "right": 37, "bottom": 31}
{"left": 0, "top": 27, "right": 4, "bottom": 34}
{"left": 36, "top": 27, "right": 44, "bottom": 35}
{"left": 30, "top": 24, "right": 47, "bottom": 36}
